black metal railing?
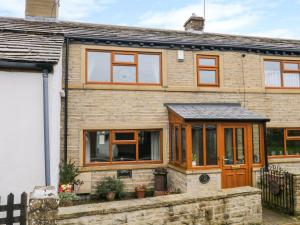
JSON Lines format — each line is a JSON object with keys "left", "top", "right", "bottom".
{"left": 260, "top": 165, "right": 294, "bottom": 215}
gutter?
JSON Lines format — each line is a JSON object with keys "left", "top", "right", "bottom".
{"left": 64, "top": 38, "right": 69, "bottom": 163}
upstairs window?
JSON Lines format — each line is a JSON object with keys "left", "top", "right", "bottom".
{"left": 264, "top": 60, "right": 300, "bottom": 88}
{"left": 87, "top": 50, "right": 161, "bottom": 85}
{"left": 197, "top": 55, "right": 219, "bottom": 86}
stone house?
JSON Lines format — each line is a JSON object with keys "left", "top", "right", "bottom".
{"left": 1, "top": 0, "right": 300, "bottom": 195}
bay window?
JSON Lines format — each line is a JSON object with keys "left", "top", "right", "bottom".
{"left": 84, "top": 129, "right": 162, "bottom": 165}
{"left": 87, "top": 50, "right": 161, "bottom": 85}
{"left": 264, "top": 60, "right": 300, "bottom": 88}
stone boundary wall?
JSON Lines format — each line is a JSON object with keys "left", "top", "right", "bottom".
{"left": 56, "top": 187, "right": 262, "bottom": 225}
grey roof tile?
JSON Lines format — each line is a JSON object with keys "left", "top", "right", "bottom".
{"left": 0, "top": 17, "right": 300, "bottom": 53}
{"left": 166, "top": 103, "right": 269, "bottom": 121}
{"left": 0, "top": 31, "right": 64, "bottom": 63}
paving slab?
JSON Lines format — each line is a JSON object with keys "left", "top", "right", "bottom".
{"left": 263, "top": 208, "right": 300, "bottom": 225}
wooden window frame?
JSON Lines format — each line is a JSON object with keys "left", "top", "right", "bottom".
{"left": 86, "top": 49, "right": 162, "bottom": 86}
{"left": 264, "top": 59, "right": 300, "bottom": 89}
{"left": 169, "top": 124, "right": 187, "bottom": 169}
{"left": 268, "top": 128, "right": 300, "bottom": 158}
{"left": 83, "top": 129, "right": 163, "bottom": 166}
{"left": 251, "top": 124, "right": 265, "bottom": 166}
{"left": 196, "top": 55, "right": 220, "bottom": 87}
{"left": 191, "top": 123, "right": 219, "bottom": 169}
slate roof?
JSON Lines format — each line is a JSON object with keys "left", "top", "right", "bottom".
{"left": 0, "top": 17, "right": 300, "bottom": 54}
{"left": 165, "top": 103, "right": 269, "bottom": 122}
{"left": 0, "top": 31, "right": 64, "bottom": 63}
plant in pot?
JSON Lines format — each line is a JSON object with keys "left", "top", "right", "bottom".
{"left": 135, "top": 185, "right": 146, "bottom": 199}
{"left": 192, "top": 153, "right": 197, "bottom": 167}
{"left": 96, "top": 177, "right": 124, "bottom": 201}
{"left": 59, "top": 161, "right": 83, "bottom": 193}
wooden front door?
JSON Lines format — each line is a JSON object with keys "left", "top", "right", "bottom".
{"left": 221, "top": 124, "right": 251, "bottom": 188}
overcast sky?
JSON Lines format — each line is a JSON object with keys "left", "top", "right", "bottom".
{"left": 1, "top": 0, "right": 300, "bottom": 39}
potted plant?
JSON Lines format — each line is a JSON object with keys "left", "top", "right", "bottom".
{"left": 135, "top": 185, "right": 146, "bottom": 199}
{"left": 96, "top": 177, "right": 124, "bottom": 201}
{"left": 59, "top": 161, "right": 83, "bottom": 193}
{"left": 192, "top": 153, "right": 197, "bottom": 166}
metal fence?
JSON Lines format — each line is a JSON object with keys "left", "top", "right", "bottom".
{"left": 260, "top": 165, "right": 294, "bottom": 215}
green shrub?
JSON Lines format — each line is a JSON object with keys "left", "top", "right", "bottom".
{"left": 59, "top": 160, "right": 82, "bottom": 185}
{"left": 96, "top": 177, "right": 124, "bottom": 199}
{"left": 59, "top": 192, "right": 79, "bottom": 206}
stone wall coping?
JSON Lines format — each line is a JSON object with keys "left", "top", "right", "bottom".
{"left": 269, "top": 158, "right": 300, "bottom": 164}
{"left": 168, "top": 164, "right": 221, "bottom": 174}
{"left": 57, "top": 186, "right": 261, "bottom": 220}
{"left": 30, "top": 186, "right": 58, "bottom": 199}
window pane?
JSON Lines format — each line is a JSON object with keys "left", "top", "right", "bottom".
{"left": 115, "top": 132, "right": 135, "bottom": 141}
{"left": 85, "top": 131, "right": 110, "bottom": 162}
{"left": 181, "top": 127, "right": 186, "bottom": 162}
{"left": 138, "top": 54, "right": 160, "bottom": 83}
{"left": 192, "top": 125, "right": 203, "bottom": 166}
{"left": 252, "top": 124, "right": 261, "bottom": 164}
{"left": 114, "top": 54, "right": 135, "bottom": 63}
{"left": 138, "top": 131, "right": 160, "bottom": 161}
{"left": 175, "top": 127, "right": 179, "bottom": 161}
{"left": 224, "top": 128, "right": 234, "bottom": 165}
{"left": 264, "top": 61, "right": 281, "bottom": 87}
{"left": 112, "top": 144, "right": 136, "bottom": 161}
{"left": 288, "top": 129, "right": 300, "bottom": 137}
{"left": 267, "top": 128, "right": 284, "bottom": 155}
{"left": 87, "top": 52, "right": 111, "bottom": 82}
{"left": 284, "top": 63, "right": 299, "bottom": 71}
{"left": 287, "top": 140, "right": 300, "bottom": 155}
{"left": 236, "top": 128, "right": 245, "bottom": 164}
{"left": 171, "top": 125, "right": 175, "bottom": 161}
{"left": 199, "top": 58, "right": 216, "bottom": 67}
{"left": 206, "top": 125, "right": 217, "bottom": 165}
{"left": 199, "top": 70, "right": 216, "bottom": 84}
{"left": 283, "top": 73, "right": 300, "bottom": 87}
{"left": 113, "top": 66, "right": 136, "bottom": 83}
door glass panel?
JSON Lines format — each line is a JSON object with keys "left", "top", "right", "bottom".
{"left": 192, "top": 125, "right": 204, "bottom": 166}
{"left": 206, "top": 125, "right": 217, "bottom": 165}
{"left": 224, "top": 128, "right": 234, "bottom": 165}
{"left": 252, "top": 124, "right": 261, "bottom": 164}
{"left": 236, "top": 128, "right": 245, "bottom": 164}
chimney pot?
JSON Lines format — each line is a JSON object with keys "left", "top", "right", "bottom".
{"left": 184, "top": 14, "right": 205, "bottom": 32}
{"left": 25, "top": 0, "right": 59, "bottom": 21}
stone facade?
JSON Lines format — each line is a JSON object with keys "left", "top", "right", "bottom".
{"left": 168, "top": 167, "right": 221, "bottom": 193}
{"left": 62, "top": 43, "right": 300, "bottom": 192}
{"left": 57, "top": 187, "right": 262, "bottom": 225}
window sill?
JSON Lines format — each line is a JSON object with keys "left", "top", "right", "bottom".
{"left": 269, "top": 156, "right": 300, "bottom": 163}
{"left": 80, "top": 162, "right": 166, "bottom": 172}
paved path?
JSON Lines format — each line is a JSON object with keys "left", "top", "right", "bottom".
{"left": 263, "top": 208, "right": 300, "bottom": 225}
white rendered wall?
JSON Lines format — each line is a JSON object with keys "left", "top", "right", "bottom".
{"left": 0, "top": 71, "right": 45, "bottom": 199}
{"left": 0, "top": 59, "right": 62, "bottom": 200}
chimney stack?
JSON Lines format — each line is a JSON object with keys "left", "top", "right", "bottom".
{"left": 184, "top": 13, "right": 205, "bottom": 32}
{"left": 25, "top": 0, "right": 59, "bottom": 21}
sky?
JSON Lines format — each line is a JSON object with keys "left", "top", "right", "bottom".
{"left": 1, "top": 0, "right": 300, "bottom": 39}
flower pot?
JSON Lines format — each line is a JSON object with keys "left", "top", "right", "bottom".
{"left": 135, "top": 189, "right": 145, "bottom": 199}
{"left": 192, "top": 161, "right": 197, "bottom": 167}
{"left": 106, "top": 192, "right": 116, "bottom": 201}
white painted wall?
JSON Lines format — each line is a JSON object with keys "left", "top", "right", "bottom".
{"left": 0, "top": 58, "right": 62, "bottom": 201}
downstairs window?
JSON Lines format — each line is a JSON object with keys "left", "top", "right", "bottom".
{"left": 84, "top": 129, "right": 162, "bottom": 165}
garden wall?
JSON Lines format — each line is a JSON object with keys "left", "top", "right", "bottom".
{"left": 56, "top": 187, "right": 262, "bottom": 225}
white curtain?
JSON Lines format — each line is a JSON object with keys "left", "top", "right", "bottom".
{"left": 283, "top": 73, "right": 300, "bottom": 87}
{"left": 151, "top": 132, "right": 160, "bottom": 160}
{"left": 265, "top": 71, "right": 281, "bottom": 87}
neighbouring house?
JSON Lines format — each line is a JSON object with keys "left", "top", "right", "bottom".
{"left": 0, "top": 0, "right": 64, "bottom": 197}
{"left": 1, "top": 0, "right": 300, "bottom": 196}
